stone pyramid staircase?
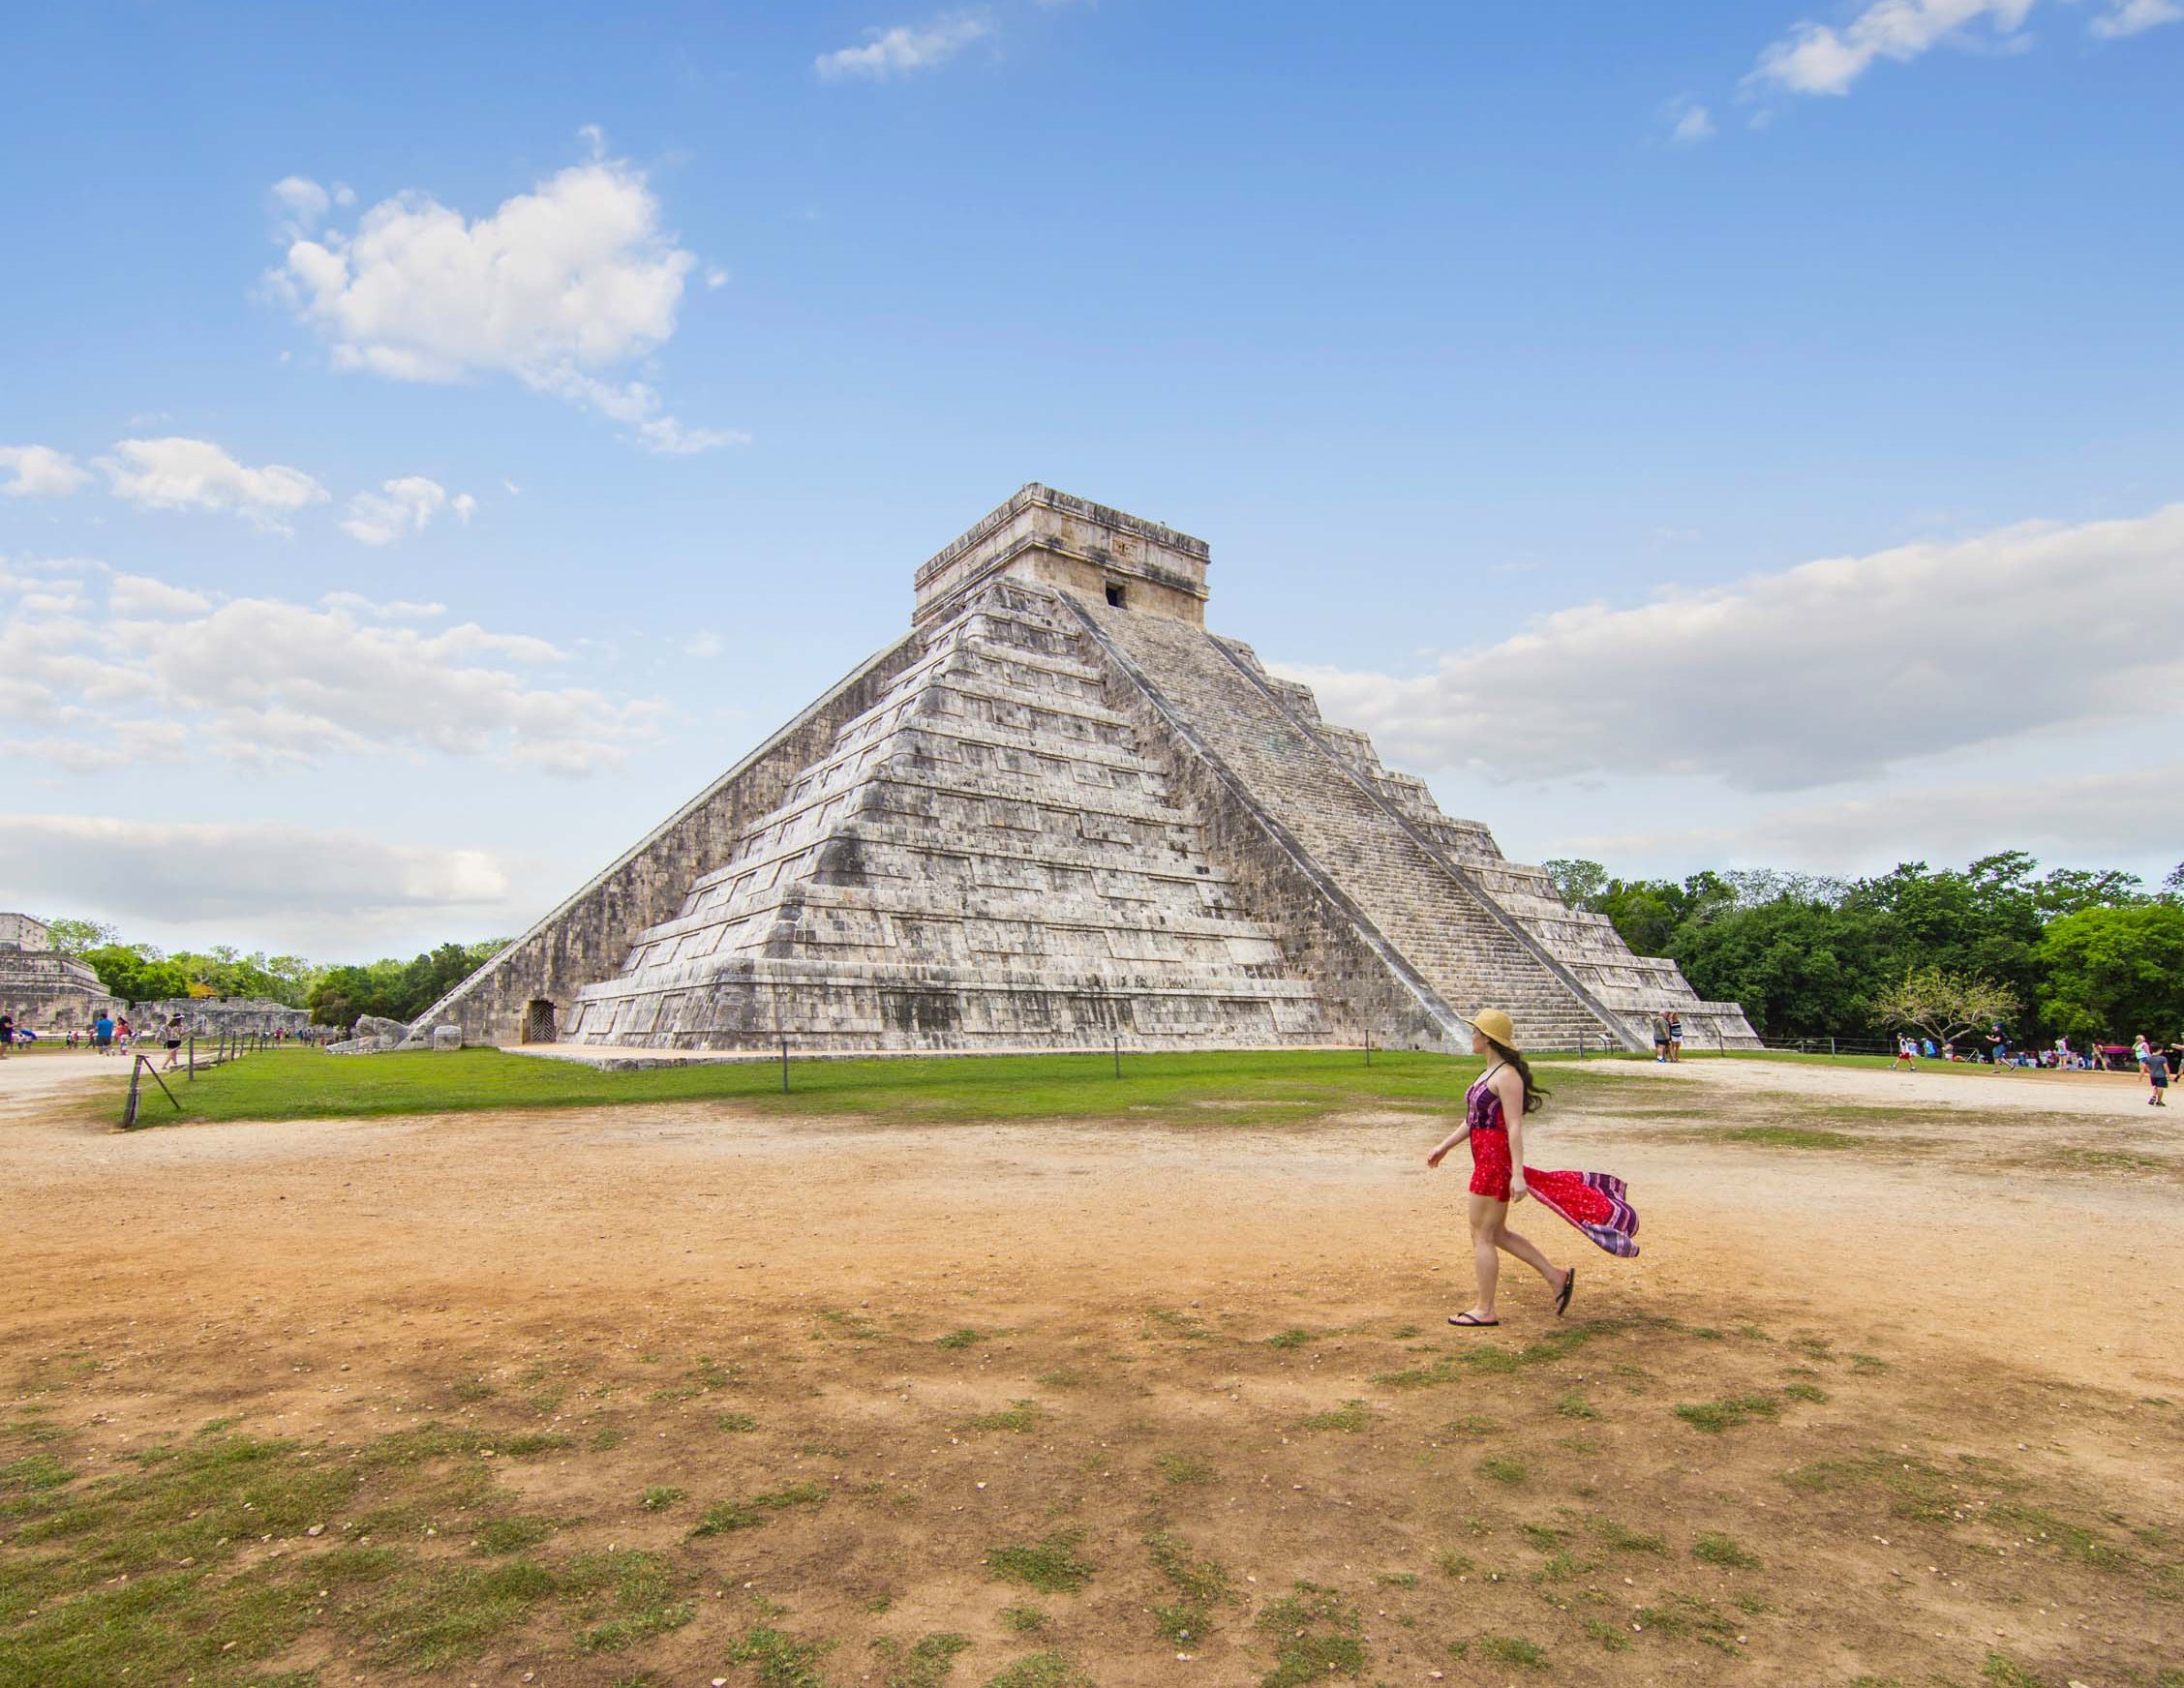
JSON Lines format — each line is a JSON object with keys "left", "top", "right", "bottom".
{"left": 562, "top": 581, "right": 1327, "bottom": 1050}
{"left": 1065, "top": 594, "right": 1627, "bottom": 1052}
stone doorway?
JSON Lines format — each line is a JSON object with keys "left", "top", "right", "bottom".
{"left": 523, "top": 999, "right": 560, "bottom": 1043}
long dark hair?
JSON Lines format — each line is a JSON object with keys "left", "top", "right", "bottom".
{"left": 1486, "top": 1038, "right": 1546, "bottom": 1114}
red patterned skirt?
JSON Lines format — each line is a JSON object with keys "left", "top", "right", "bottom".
{"left": 1469, "top": 1127, "right": 1641, "bottom": 1258}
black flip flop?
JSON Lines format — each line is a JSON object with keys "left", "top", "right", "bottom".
{"left": 1448, "top": 1313, "right": 1501, "bottom": 1328}
{"left": 1554, "top": 1267, "right": 1575, "bottom": 1318}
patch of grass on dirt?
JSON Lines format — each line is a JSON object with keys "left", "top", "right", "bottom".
{"left": 1781, "top": 1382, "right": 1830, "bottom": 1402}
{"left": 690, "top": 1482, "right": 830, "bottom": 1536}
{"left": 1000, "top": 1605, "right": 1046, "bottom": 1633}
{"left": 640, "top": 1485, "right": 684, "bottom": 1511}
{"left": 1675, "top": 1394, "right": 1782, "bottom": 1433}
{"left": 1981, "top": 1653, "right": 2044, "bottom": 1687}
{"left": 1718, "top": 1125, "right": 1869, "bottom": 1150}
{"left": 1296, "top": 1400, "right": 1371, "bottom": 1433}
{"left": 986, "top": 1529, "right": 1095, "bottom": 1594}
{"left": 1265, "top": 1328, "right": 1317, "bottom": 1349}
{"left": 874, "top": 1631, "right": 971, "bottom": 1688}
{"left": 1555, "top": 1391, "right": 1598, "bottom": 1419}
{"left": 1592, "top": 1518, "right": 1665, "bottom": 1553}
{"left": 1691, "top": 1530, "right": 1759, "bottom": 1568}
{"left": 984, "top": 1652, "right": 1095, "bottom": 1688}
{"left": 566, "top": 1549, "right": 696, "bottom": 1652}
{"left": 715, "top": 1410, "right": 758, "bottom": 1432}
{"left": 1477, "top": 1455, "right": 1527, "bottom": 1485}
{"left": 935, "top": 1328, "right": 982, "bottom": 1350}
{"left": 1154, "top": 1451, "right": 1219, "bottom": 1487}
{"left": 1477, "top": 1632, "right": 1548, "bottom": 1669}
{"left": 727, "top": 1624, "right": 836, "bottom": 1687}
{"left": 474, "top": 1515, "right": 555, "bottom": 1553}
{"left": 964, "top": 1400, "right": 1043, "bottom": 1433}
{"left": 1146, "top": 1530, "right": 1230, "bottom": 1640}
{"left": 1257, "top": 1582, "right": 1367, "bottom": 1687}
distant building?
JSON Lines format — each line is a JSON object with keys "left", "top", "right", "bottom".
{"left": 0, "top": 913, "right": 121, "bottom": 1034}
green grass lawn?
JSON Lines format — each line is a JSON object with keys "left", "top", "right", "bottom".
{"left": 97, "top": 1044, "right": 1659, "bottom": 1130}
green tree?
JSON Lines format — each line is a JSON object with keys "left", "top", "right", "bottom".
{"left": 1542, "top": 859, "right": 1610, "bottom": 912}
{"left": 2037, "top": 905, "right": 2184, "bottom": 1042}
{"left": 1869, "top": 966, "right": 2020, "bottom": 1048}
{"left": 43, "top": 918, "right": 117, "bottom": 956}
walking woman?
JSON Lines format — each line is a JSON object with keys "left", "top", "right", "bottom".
{"left": 1426, "top": 1009, "right": 1640, "bottom": 1327}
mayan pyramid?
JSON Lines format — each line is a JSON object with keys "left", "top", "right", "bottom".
{"left": 419, "top": 487, "right": 1757, "bottom": 1055}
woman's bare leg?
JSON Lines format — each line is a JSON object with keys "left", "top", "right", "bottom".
{"left": 1498, "top": 1225, "right": 1567, "bottom": 1292}
{"left": 1462, "top": 1193, "right": 1504, "bottom": 1321}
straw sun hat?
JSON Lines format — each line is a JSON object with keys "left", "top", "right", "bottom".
{"left": 1471, "top": 1008, "right": 1519, "bottom": 1049}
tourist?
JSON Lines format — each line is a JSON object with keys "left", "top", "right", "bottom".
{"left": 1425, "top": 1008, "right": 1639, "bottom": 1327}
{"left": 1665, "top": 1010, "right": 1684, "bottom": 1063}
{"left": 92, "top": 1010, "right": 114, "bottom": 1055}
{"left": 115, "top": 1015, "right": 132, "bottom": 1054}
{"left": 0, "top": 1011, "right": 13, "bottom": 1058}
{"left": 2149, "top": 1046, "right": 2171, "bottom": 1108}
{"left": 1894, "top": 1034, "right": 1918, "bottom": 1070}
{"left": 2134, "top": 1034, "right": 2152, "bottom": 1074}
{"left": 1987, "top": 1024, "right": 2009, "bottom": 1069}
{"left": 161, "top": 1012, "right": 185, "bottom": 1071}
{"left": 1651, "top": 1011, "right": 1670, "bottom": 1063}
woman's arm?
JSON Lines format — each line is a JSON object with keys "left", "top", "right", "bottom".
{"left": 1492, "top": 1065, "right": 1531, "bottom": 1201}
{"left": 1425, "top": 1119, "right": 1471, "bottom": 1166}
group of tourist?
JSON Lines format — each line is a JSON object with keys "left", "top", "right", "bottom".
{"left": 1886, "top": 1025, "right": 2177, "bottom": 1104}
{"left": 1649, "top": 1010, "right": 1684, "bottom": 1063}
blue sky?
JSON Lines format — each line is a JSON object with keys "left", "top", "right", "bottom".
{"left": 4, "top": 1, "right": 2180, "bottom": 957}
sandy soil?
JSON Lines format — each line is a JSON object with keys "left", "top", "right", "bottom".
{"left": 4, "top": 1054, "right": 2179, "bottom": 1686}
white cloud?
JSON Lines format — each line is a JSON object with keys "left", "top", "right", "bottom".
{"left": 683, "top": 630, "right": 723, "bottom": 658}
{"left": 109, "top": 573, "right": 213, "bottom": 617}
{"left": 1666, "top": 98, "right": 1716, "bottom": 143}
{"left": 0, "top": 444, "right": 92, "bottom": 497}
{"left": 318, "top": 591, "right": 449, "bottom": 620}
{"left": 340, "top": 475, "right": 474, "bottom": 545}
{"left": 1565, "top": 766, "right": 2184, "bottom": 875}
{"left": 269, "top": 145, "right": 737, "bottom": 454}
{"left": 0, "top": 813, "right": 511, "bottom": 921}
{"left": 99, "top": 437, "right": 327, "bottom": 531}
{"left": 269, "top": 174, "right": 332, "bottom": 232}
{"left": 2089, "top": 0, "right": 2183, "bottom": 34}
{"left": 1748, "top": 0, "right": 2035, "bottom": 96}
{"left": 705, "top": 266, "right": 730, "bottom": 289}
{"left": 816, "top": 13, "right": 991, "bottom": 80}
{"left": 1272, "top": 502, "right": 2184, "bottom": 794}
{"left": 2, "top": 568, "right": 657, "bottom": 775}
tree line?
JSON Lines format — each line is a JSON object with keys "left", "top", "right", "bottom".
{"left": 47, "top": 919, "right": 507, "bottom": 1027}
{"left": 1542, "top": 852, "right": 2184, "bottom": 1045}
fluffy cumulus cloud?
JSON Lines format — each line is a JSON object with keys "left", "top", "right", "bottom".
{"left": 816, "top": 13, "right": 991, "bottom": 79}
{"left": 1749, "top": 0, "right": 2034, "bottom": 96}
{"left": 0, "top": 444, "right": 92, "bottom": 497}
{"left": 1566, "top": 767, "right": 2184, "bottom": 875}
{"left": 1665, "top": 98, "right": 1715, "bottom": 143}
{"left": 0, "top": 566, "right": 658, "bottom": 775}
{"left": 340, "top": 475, "right": 475, "bottom": 546}
{"left": 1748, "top": 0, "right": 2176, "bottom": 96}
{"left": 1271, "top": 503, "right": 2184, "bottom": 794}
{"left": 2089, "top": 0, "right": 2184, "bottom": 35}
{"left": 269, "top": 148, "right": 736, "bottom": 453}
{"left": 99, "top": 437, "right": 327, "bottom": 530}
{"left": 0, "top": 813, "right": 510, "bottom": 922}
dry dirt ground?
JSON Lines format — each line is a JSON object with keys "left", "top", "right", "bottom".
{"left": 3, "top": 1054, "right": 2181, "bottom": 1688}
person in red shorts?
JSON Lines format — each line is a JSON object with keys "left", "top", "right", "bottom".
{"left": 1426, "top": 1008, "right": 1640, "bottom": 1327}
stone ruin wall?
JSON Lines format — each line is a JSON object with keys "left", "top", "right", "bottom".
{"left": 0, "top": 950, "right": 120, "bottom": 1032}
{"left": 409, "top": 630, "right": 925, "bottom": 1047}
{"left": 129, "top": 998, "right": 317, "bottom": 1038}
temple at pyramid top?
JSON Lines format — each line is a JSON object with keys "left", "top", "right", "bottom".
{"left": 914, "top": 483, "right": 1211, "bottom": 628}
{"left": 411, "top": 486, "right": 1757, "bottom": 1059}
